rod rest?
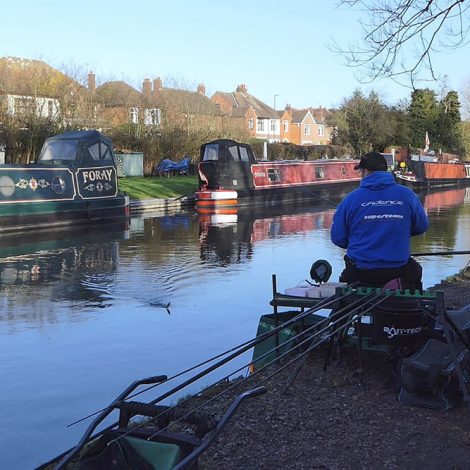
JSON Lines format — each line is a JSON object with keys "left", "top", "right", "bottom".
{"left": 117, "top": 401, "right": 217, "bottom": 438}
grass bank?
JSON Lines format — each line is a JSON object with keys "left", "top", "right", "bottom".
{"left": 118, "top": 175, "right": 198, "bottom": 200}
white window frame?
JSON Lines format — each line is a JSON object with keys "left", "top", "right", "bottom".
{"left": 283, "top": 120, "right": 289, "bottom": 132}
{"left": 144, "top": 108, "right": 161, "bottom": 126}
{"left": 304, "top": 124, "right": 311, "bottom": 136}
{"left": 130, "top": 107, "right": 139, "bottom": 124}
{"left": 318, "top": 125, "right": 324, "bottom": 136}
{"left": 248, "top": 117, "right": 254, "bottom": 129}
{"left": 257, "top": 119, "right": 265, "bottom": 132}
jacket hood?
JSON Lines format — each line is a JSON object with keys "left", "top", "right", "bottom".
{"left": 359, "top": 171, "right": 396, "bottom": 190}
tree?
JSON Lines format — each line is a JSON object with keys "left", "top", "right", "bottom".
{"left": 435, "top": 90, "right": 465, "bottom": 153}
{"left": 407, "top": 88, "right": 439, "bottom": 148}
{"left": 337, "top": 0, "right": 470, "bottom": 85}
{"left": 332, "top": 89, "right": 397, "bottom": 155}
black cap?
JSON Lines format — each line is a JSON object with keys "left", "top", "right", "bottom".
{"left": 354, "top": 152, "right": 388, "bottom": 171}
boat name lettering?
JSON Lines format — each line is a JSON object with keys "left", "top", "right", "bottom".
{"left": 383, "top": 326, "right": 421, "bottom": 338}
{"left": 253, "top": 171, "right": 265, "bottom": 177}
{"left": 361, "top": 200, "right": 403, "bottom": 207}
{"left": 82, "top": 169, "right": 114, "bottom": 183}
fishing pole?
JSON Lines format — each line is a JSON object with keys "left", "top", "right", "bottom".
{"left": 141, "top": 291, "right": 386, "bottom": 443}
{"left": 57, "top": 287, "right": 379, "bottom": 468}
{"left": 411, "top": 250, "right": 470, "bottom": 257}
{"left": 106, "top": 290, "right": 377, "bottom": 447}
{"left": 67, "top": 289, "right": 350, "bottom": 428}
{"left": 279, "top": 291, "right": 393, "bottom": 393}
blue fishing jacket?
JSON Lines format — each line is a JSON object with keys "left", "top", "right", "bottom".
{"left": 330, "top": 171, "right": 429, "bottom": 269}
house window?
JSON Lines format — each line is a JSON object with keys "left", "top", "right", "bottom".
{"left": 130, "top": 107, "right": 139, "bottom": 124}
{"left": 267, "top": 168, "right": 280, "bottom": 182}
{"left": 257, "top": 119, "right": 265, "bottom": 132}
{"left": 315, "top": 167, "right": 325, "bottom": 179}
{"left": 144, "top": 109, "right": 161, "bottom": 126}
{"left": 248, "top": 117, "right": 254, "bottom": 129}
{"left": 283, "top": 120, "right": 289, "bottom": 132}
{"left": 270, "top": 120, "right": 276, "bottom": 132}
{"left": 14, "top": 97, "right": 34, "bottom": 115}
{"left": 318, "top": 125, "right": 324, "bottom": 136}
{"left": 47, "top": 100, "right": 54, "bottom": 118}
{"left": 144, "top": 108, "right": 161, "bottom": 126}
{"left": 304, "top": 124, "right": 311, "bottom": 136}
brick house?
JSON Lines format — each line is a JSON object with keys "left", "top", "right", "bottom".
{"left": 279, "top": 105, "right": 334, "bottom": 145}
{"left": 149, "top": 78, "right": 223, "bottom": 131}
{"left": 211, "top": 84, "right": 280, "bottom": 142}
{"left": 95, "top": 76, "right": 223, "bottom": 130}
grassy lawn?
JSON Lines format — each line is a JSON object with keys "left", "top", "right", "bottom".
{"left": 118, "top": 175, "right": 199, "bottom": 200}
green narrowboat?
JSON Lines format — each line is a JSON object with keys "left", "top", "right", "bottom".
{"left": 0, "top": 130, "right": 129, "bottom": 232}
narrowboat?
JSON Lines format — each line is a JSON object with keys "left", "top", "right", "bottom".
{"left": 0, "top": 130, "right": 129, "bottom": 232}
{"left": 395, "top": 156, "right": 470, "bottom": 188}
{"left": 194, "top": 139, "right": 361, "bottom": 210}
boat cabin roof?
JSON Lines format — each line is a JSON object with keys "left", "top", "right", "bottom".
{"left": 37, "top": 130, "right": 115, "bottom": 165}
{"left": 200, "top": 139, "right": 256, "bottom": 163}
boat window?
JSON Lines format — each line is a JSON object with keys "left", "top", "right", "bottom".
{"left": 38, "top": 139, "right": 78, "bottom": 161}
{"left": 100, "top": 143, "right": 113, "bottom": 160}
{"left": 239, "top": 147, "right": 250, "bottom": 162}
{"left": 228, "top": 145, "right": 240, "bottom": 161}
{"left": 267, "top": 168, "right": 280, "bottom": 182}
{"left": 341, "top": 165, "right": 346, "bottom": 176}
{"left": 315, "top": 167, "right": 325, "bottom": 179}
{"left": 89, "top": 143, "right": 101, "bottom": 160}
{"left": 203, "top": 144, "right": 219, "bottom": 161}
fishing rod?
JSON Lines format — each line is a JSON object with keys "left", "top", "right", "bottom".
{"left": 57, "top": 287, "right": 384, "bottom": 468}
{"left": 102, "top": 290, "right": 380, "bottom": 448}
{"left": 411, "top": 250, "right": 470, "bottom": 257}
{"left": 67, "top": 290, "right": 350, "bottom": 428}
{"left": 59, "top": 294, "right": 360, "bottom": 467}
{"left": 140, "top": 291, "right": 386, "bottom": 443}
{"left": 279, "top": 290, "right": 393, "bottom": 393}
{"left": 61, "top": 289, "right": 351, "bottom": 462}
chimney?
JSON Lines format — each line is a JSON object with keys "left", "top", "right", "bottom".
{"left": 197, "top": 83, "right": 206, "bottom": 95}
{"left": 236, "top": 84, "right": 247, "bottom": 94}
{"left": 143, "top": 78, "right": 151, "bottom": 96}
{"left": 87, "top": 71, "right": 96, "bottom": 92}
{"left": 153, "top": 77, "right": 163, "bottom": 93}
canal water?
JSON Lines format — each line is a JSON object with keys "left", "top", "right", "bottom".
{"left": 1, "top": 187, "right": 470, "bottom": 469}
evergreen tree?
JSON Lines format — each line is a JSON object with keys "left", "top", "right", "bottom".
{"left": 436, "top": 91, "right": 465, "bottom": 155}
{"left": 407, "top": 89, "right": 438, "bottom": 149}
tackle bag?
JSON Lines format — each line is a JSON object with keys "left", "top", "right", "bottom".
{"left": 398, "top": 338, "right": 470, "bottom": 410}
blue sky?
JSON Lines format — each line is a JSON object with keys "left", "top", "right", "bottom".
{"left": 2, "top": 0, "right": 469, "bottom": 110}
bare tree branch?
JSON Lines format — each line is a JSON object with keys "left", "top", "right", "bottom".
{"left": 334, "top": 0, "right": 470, "bottom": 84}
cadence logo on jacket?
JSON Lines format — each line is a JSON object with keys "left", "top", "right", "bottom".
{"left": 361, "top": 200, "right": 404, "bottom": 206}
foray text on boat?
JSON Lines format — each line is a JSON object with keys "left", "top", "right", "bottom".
{"left": 81, "top": 168, "right": 114, "bottom": 184}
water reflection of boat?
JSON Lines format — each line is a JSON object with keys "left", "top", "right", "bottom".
{"left": 420, "top": 187, "right": 468, "bottom": 211}
{"left": 0, "top": 221, "right": 129, "bottom": 308}
{"left": 198, "top": 203, "right": 335, "bottom": 265}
